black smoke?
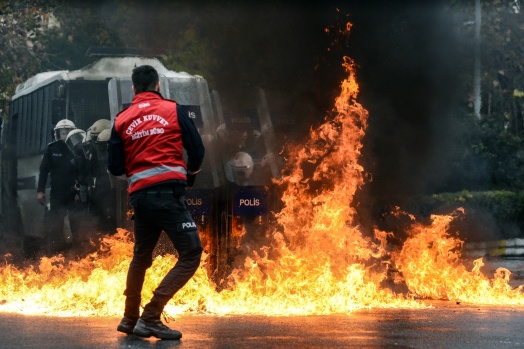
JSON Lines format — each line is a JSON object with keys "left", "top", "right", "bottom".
{"left": 340, "top": 1, "right": 480, "bottom": 233}
{"left": 94, "top": 1, "right": 483, "bottom": 235}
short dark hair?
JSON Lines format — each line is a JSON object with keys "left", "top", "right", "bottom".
{"left": 132, "top": 65, "right": 159, "bottom": 93}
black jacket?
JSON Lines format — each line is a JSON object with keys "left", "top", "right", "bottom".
{"left": 37, "top": 140, "right": 78, "bottom": 198}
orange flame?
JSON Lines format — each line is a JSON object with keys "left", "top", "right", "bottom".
{"left": 393, "top": 208, "right": 524, "bottom": 304}
{"left": 1, "top": 23, "right": 523, "bottom": 318}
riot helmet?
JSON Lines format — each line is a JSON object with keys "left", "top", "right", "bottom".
{"left": 79, "top": 129, "right": 95, "bottom": 160}
{"left": 94, "top": 128, "right": 111, "bottom": 161}
{"left": 88, "top": 119, "right": 111, "bottom": 141}
{"left": 54, "top": 119, "right": 76, "bottom": 141}
{"left": 229, "top": 151, "right": 254, "bottom": 183}
{"left": 65, "top": 129, "right": 86, "bottom": 153}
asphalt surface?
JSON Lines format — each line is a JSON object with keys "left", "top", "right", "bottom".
{"left": 0, "top": 300, "right": 523, "bottom": 349}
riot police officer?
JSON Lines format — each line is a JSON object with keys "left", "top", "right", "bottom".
{"left": 77, "top": 119, "right": 113, "bottom": 234}
{"left": 37, "top": 119, "right": 80, "bottom": 255}
{"left": 90, "top": 128, "right": 116, "bottom": 234}
{"left": 65, "top": 128, "right": 89, "bottom": 204}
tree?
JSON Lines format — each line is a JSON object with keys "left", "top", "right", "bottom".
{"left": 0, "top": 0, "right": 55, "bottom": 118}
{"left": 438, "top": 0, "right": 524, "bottom": 191}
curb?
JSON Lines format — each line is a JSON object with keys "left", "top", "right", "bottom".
{"left": 464, "top": 238, "right": 524, "bottom": 258}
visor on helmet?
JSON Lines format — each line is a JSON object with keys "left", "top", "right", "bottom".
{"left": 65, "top": 130, "right": 86, "bottom": 151}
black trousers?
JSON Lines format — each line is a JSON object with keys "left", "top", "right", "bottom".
{"left": 124, "top": 183, "right": 203, "bottom": 320}
{"left": 90, "top": 187, "right": 117, "bottom": 235}
{"left": 44, "top": 194, "right": 82, "bottom": 255}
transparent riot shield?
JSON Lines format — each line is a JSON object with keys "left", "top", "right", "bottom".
{"left": 211, "top": 87, "right": 283, "bottom": 285}
{"left": 164, "top": 75, "right": 225, "bottom": 279}
{"left": 108, "top": 78, "right": 134, "bottom": 232}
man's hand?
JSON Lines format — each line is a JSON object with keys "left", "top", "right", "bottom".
{"left": 186, "top": 169, "right": 200, "bottom": 189}
{"left": 37, "top": 191, "right": 45, "bottom": 205}
{"left": 186, "top": 174, "right": 196, "bottom": 188}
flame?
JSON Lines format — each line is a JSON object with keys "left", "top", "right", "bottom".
{"left": 393, "top": 208, "right": 524, "bottom": 304}
{"left": 1, "top": 23, "right": 523, "bottom": 318}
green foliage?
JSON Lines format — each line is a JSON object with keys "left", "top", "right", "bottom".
{"left": 157, "top": 24, "right": 217, "bottom": 83}
{"left": 162, "top": 30, "right": 216, "bottom": 83}
{"left": 477, "top": 116, "right": 524, "bottom": 190}
{"left": 440, "top": 0, "right": 524, "bottom": 193}
{"left": 439, "top": 108, "right": 524, "bottom": 193}
{"left": 40, "top": 1, "right": 123, "bottom": 70}
{"left": 0, "top": 0, "right": 54, "bottom": 117}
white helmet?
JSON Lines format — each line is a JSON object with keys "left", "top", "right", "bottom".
{"left": 94, "top": 128, "right": 111, "bottom": 160}
{"left": 65, "top": 129, "right": 86, "bottom": 152}
{"left": 54, "top": 119, "right": 76, "bottom": 141}
{"left": 88, "top": 119, "right": 111, "bottom": 141}
{"left": 96, "top": 128, "right": 111, "bottom": 142}
{"left": 229, "top": 152, "right": 254, "bottom": 180}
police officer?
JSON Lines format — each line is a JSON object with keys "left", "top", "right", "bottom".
{"left": 108, "top": 65, "right": 205, "bottom": 340}
{"left": 77, "top": 119, "right": 111, "bottom": 190}
{"left": 77, "top": 119, "right": 112, "bottom": 235}
{"left": 65, "top": 128, "right": 89, "bottom": 204}
{"left": 37, "top": 119, "right": 80, "bottom": 255}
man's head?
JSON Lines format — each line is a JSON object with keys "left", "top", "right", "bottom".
{"left": 132, "top": 65, "right": 160, "bottom": 94}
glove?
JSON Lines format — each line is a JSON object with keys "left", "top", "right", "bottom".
{"left": 37, "top": 191, "right": 46, "bottom": 205}
{"left": 186, "top": 173, "right": 197, "bottom": 188}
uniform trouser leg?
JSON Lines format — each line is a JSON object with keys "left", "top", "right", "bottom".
{"left": 68, "top": 202, "right": 89, "bottom": 249}
{"left": 44, "top": 200, "right": 67, "bottom": 255}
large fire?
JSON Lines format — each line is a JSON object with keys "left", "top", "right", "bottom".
{"left": 1, "top": 23, "right": 523, "bottom": 318}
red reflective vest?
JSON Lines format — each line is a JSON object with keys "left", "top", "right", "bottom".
{"left": 114, "top": 92, "right": 187, "bottom": 193}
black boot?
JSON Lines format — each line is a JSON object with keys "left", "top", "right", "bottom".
{"left": 133, "top": 319, "right": 182, "bottom": 340}
{"left": 133, "top": 301, "right": 182, "bottom": 340}
{"left": 117, "top": 317, "right": 137, "bottom": 335}
{"left": 117, "top": 294, "right": 141, "bottom": 334}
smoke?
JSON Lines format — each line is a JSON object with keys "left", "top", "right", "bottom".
{"left": 90, "top": 1, "right": 492, "bottom": 237}
{"left": 338, "top": 1, "right": 483, "bottom": 228}
{"left": 89, "top": 1, "right": 337, "bottom": 139}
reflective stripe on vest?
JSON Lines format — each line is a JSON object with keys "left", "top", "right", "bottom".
{"left": 128, "top": 165, "right": 187, "bottom": 186}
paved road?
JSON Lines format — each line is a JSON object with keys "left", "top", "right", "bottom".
{"left": 1, "top": 300, "right": 523, "bottom": 349}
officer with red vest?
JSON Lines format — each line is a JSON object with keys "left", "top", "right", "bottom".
{"left": 108, "top": 65, "right": 205, "bottom": 340}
